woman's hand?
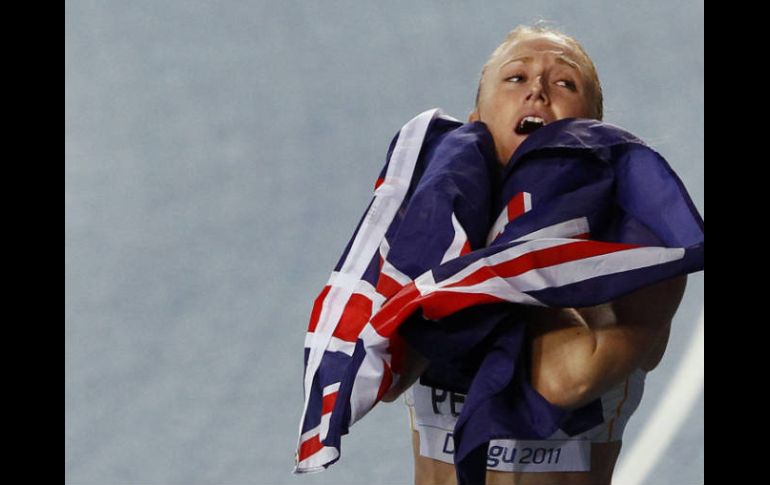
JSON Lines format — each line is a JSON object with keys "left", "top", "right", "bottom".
{"left": 380, "top": 341, "right": 430, "bottom": 402}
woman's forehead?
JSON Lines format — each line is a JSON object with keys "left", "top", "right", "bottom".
{"left": 497, "top": 34, "right": 585, "bottom": 68}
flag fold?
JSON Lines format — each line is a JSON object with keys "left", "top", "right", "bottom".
{"left": 294, "top": 109, "right": 704, "bottom": 483}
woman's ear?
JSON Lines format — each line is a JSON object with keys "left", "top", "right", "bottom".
{"left": 468, "top": 109, "right": 480, "bottom": 122}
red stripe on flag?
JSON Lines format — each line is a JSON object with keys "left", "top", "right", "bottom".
{"left": 507, "top": 192, "right": 527, "bottom": 221}
{"left": 375, "top": 272, "right": 405, "bottom": 299}
{"left": 374, "top": 177, "right": 385, "bottom": 190}
{"left": 308, "top": 285, "right": 331, "bottom": 332}
{"left": 331, "top": 293, "right": 373, "bottom": 342}
{"left": 322, "top": 391, "right": 338, "bottom": 415}
{"left": 388, "top": 332, "right": 406, "bottom": 374}
{"left": 369, "top": 282, "right": 421, "bottom": 338}
{"left": 370, "top": 284, "right": 505, "bottom": 345}
{"left": 422, "top": 291, "right": 506, "bottom": 321}
{"left": 445, "top": 240, "right": 640, "bottom": 289}
{"left": 460, "top": 239, "right": 472, "bottom": 256}
{"left": 298, "top": 434, "right": 323, "bottom": 462}
{"left": 376, "top": 360, "right": 393, "bottom": 402}
{"left": 574, "top": 233, "right": 590, "bottom": 239}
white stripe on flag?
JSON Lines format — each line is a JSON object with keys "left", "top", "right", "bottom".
{"left": 305, "top": 331, "right": 372, "bottom": 355}
{"left": 416, "top": 238, "right": 573, "bottom": 293}
{"left": 506, "top": 246, "right": 686, "bottom": 292}
{"left": 300, "top": 425, "right": 322, "bottom": 444}
{"left": 512, "top": 217, "right": 589, "bottom": 242}
{"left": 486, "top": 192, "right": 534, "bottom": 245}
{"left": 487, "top": 207, "right": 511, "bottom": 246}
{"left": 319, "top": 413, "right": 331, "bottom": 441}
{"left": 523, "top": 192, "right": 532, "bottom": 212}
{"left": 420, "top": 276, "right": 545, "bottom": 305}
{"left": 379, "top": 237, "right": 391, "bottom": 260}
{"left": 327, "top": 336, "right": 356, "bottom": 355}
{"left": 380, "top": 259, "right": 413, "bottom": 287}
{"left": 348, "top": 324, "right": 391, "bottom": 423}
{"left": 323, "top": 382, "right": 341, "bottom": 396}
{"left": 436, "top": 246, "right": 685, "bottom": 297}
{"left": 298, "top": 109, "right": 441, "bottom": 455}
{"left": 355, "top": 279, "right": 387, "bottom": 310}
{"left": 441, "top": 212, "right": 469, "bottom": 264}
{"left": 295, "top": 444, "right": 340, "bottom": 473}
{"left": 419, "top": 238, "right": 685, "bottom": 299}
{"left": 327, "top": 271, "right": 362, "bottom": 289}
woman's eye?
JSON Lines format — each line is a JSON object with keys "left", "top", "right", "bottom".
{"left": 505, "top": 75, "right": 524, "bottom": 83}
{"left": 556, "top": 80, "right": 577, "bottom": 90}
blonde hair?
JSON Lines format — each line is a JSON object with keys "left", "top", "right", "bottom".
{"left": 475, "top": 24, "right": 604, "bottom": 120}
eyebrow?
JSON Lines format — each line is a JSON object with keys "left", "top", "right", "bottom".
{"left": 499, "top": 55, "right": 580, "bottom": 72}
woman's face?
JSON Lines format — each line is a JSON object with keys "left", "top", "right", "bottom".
{"left": 470, "top": 33, "right": 595, "bottom": 166}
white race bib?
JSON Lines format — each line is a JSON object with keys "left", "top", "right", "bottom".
{"left": 407, "top": 382, "right": 592, "bottom": 472}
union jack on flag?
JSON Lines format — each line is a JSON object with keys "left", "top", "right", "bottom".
{"left": 294, "top": 109, "right": 704, "bottom": 478}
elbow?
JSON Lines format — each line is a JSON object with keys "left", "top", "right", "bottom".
{"left": 533, "top": 371, "right": 593, "bottom": 410}
{"left": 544, "top": 384, "right": 593, "bottom": 410}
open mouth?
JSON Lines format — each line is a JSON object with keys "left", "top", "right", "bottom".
{"left": 514, "top": 116, "right": 547, "bottom": 135}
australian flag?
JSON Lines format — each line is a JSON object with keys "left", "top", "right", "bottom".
{"left": 294, "top": 109, "right": 704, "bottom": 483}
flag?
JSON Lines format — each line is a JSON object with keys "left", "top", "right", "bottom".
{"left": 294, "top": 108, "right": 704, "bottom": 482}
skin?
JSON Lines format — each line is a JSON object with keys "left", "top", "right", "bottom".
{"left": 404, "top": 275, "right": 686, "bottom": 485}
{"left": 468, "top": 32, "right": 594, "bottom": 167}
{"left": 382, "top": 32, "right": 690, "bottom": 485}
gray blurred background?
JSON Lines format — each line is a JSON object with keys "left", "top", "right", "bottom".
{"left": 65, "top": 1, "right": 704, "bottom": 484}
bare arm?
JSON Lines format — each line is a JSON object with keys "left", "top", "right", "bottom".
{"left": 382, "top": 275, "right": 688, "bottom": 405}
{"left": 527, "top": 275, "right": 688, "bottom": 409}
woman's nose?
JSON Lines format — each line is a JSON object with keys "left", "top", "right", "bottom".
{"left": 526, "top": 76, "right": 549, "bottom": 103}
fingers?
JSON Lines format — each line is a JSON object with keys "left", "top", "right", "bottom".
{"left": 381, "top": 349, "right": 430, "bottom": 402}
{"left": 381, "top": 371, "right": 421, "bottom": 402}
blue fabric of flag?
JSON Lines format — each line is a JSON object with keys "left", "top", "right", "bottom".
{"left": 295, "top": 110, "right": 703, "bottom": 485}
